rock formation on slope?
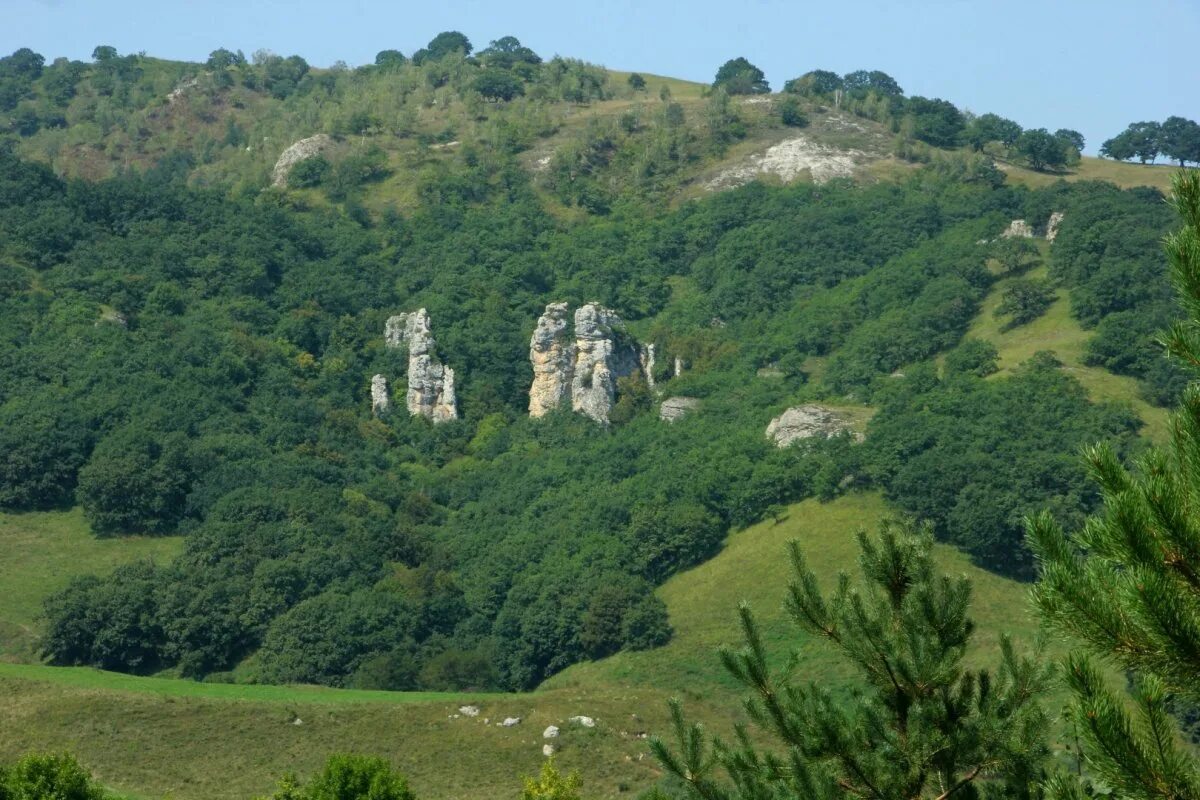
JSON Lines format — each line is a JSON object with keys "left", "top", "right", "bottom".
{"left": 527, "top": 302, "right": 642, "bottom": 423}
{"left": 384, "top": 309, "right": 458, "bottom": 423}
{"left": 370, "top": 374, "right": 390, "bottom": 416}
{"left": 528, "top": 302, "right": 574, "bottom": 417}
{"left": 766, "top": 405, "right": 862, "bottom": 448}
{"left": 272, "top": 134, "right": 333, "bottom": 187}
{"left": 570, "top": 303, "right": 641, "bottom": 424}
{"left": 1000, "top": 219, "right": 1034, "bottom": 239}
{"left": 659, "top": 396, "right": 700, "bottom": 422}
{"left": 1045, "top": 211, "right": 1065, "bottom": 242}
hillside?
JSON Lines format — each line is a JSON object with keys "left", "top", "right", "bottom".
{"left": 0, "top": 32, "right": 1193, "bottom": 800}
{"left": 0, "top": 492, "right": 1055, "bottom": 800}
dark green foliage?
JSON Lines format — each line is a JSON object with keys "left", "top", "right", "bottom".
{"left": 260, "top": 755, "right": 415, "bottom": 800}
{"left": 1030, "top": 171, "right": 1200, "bottom": 800}
{"left": 1101, "top": 121, "right": 1162, "bottom": 163}
{"left": 1160, "top": 115, "right": 1200, "bottom": 166}
{"left": 782, "top": 69, "right": 842, "bottom": 96}
{"left": 865, "top": 355, "right": 1141, "bottom": 578}
{"left": 652, "top": 522, "right": 1051, "bottom": 800}
{"left": 842, "top": 69, "right": 903, "bottom": 97}
{"left": 903, "top": 96, "right": 965, "bottom": 147}
{"left": 1054, "top": 128, "right": 1085, "bottom": 153}
{"left": 0, "top": 753, "right": 110, "bottom": 800}
{"left": 944, "top": 338, "right": 999, "bottom": 376}
{"left": 373, "top": 50, "right": 407, "bottom": 71}
{"left": 994, "top": 277, "right": 1055, "bottom": 329}
{"left": 288, "top": 155, "right": 330, "bottom": 188}
{"left": 473, "top": 70, "right": 524, "bottom": 102}
{"left": 1050, "top": 180, "right": 1184, "bottom": 403}
{"left": 77, "top": 426, "right": 192, "bottom": 534}
{"left": 413, "top": 31, "right": 473, "bottom": 64}
{"left": 777, "top": 97, "right": 808, "bottom": 128}
{"left": 628, "top": 73, "right": 646, "bottom": 91}
{"left": 965, "top": 112, "right": 1022, "bottom": 151}
{"left": 0, "top": 48, "right": 45, "bottom": 112}
{"left": 1017, "top": 128, "right": 1068, "bottom": 171}
{"left": 712, "top": 57, "right": 768, "bottom": 95}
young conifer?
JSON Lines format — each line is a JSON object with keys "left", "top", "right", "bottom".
{"left": 652, "top": 520, "right": 1050, "bottom": 800}
{"left": 1028, "top": 171, "right": 1200, "bottom": 800}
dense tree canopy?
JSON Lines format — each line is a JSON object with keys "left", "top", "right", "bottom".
{"left": 712, "top": 57, "right": 769, "bottom": 95}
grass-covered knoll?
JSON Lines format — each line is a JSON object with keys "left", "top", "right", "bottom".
{"left": 0, "top": 509, "right": 182, "bottom": 660}
{"left": 546, "top": 492, "right": 1048, "bottom": 695}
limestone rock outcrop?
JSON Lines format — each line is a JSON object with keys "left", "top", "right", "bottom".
{"left": 272, "top": 134, "right": 333, "bottom": 187}
{"left": 766, "top": 405, "right": 862, "bottom": 448}
{"left": 570, "top": 303, "right": 641, "bottom": 424}
{"left": 529, "top": 302, "right": 574, "bottom": 417}
{"left": 1046, "top": 211, "right": 1065, "bottom": 242}
{"left": 371, "top": 374, "right": 390, "bottom": 416}
{"left": 384, "top": 309, "right": 458, "bottom": 423}
{"left": 659, "top": 397, "right": 700, "bottom": 422}
{"left": 528, "top": 302, "right": 642, "bottom": 424}
{"left": 1000, "top": 219, "right": 1034, "bottom": 239}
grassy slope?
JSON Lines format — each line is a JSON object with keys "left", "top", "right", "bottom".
{"left": 966, "top": 261, "right": 1170, "bottom": 443}
{"left": 0, "top": 493, "right": 1050, "bottom": 800}
{"left": 0, "top": 509, "right": 183, "bottom": 661}
{"left": 1000, "top": 155, "right": 1180, "bottom": 193}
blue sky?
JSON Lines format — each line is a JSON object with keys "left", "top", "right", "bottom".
{"left": 8, "top": 0, "right": 1199, "bottom": 154}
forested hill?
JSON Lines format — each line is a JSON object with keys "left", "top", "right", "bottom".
{"left": 0, "top": 33, "right": 1188, "bottom": 694}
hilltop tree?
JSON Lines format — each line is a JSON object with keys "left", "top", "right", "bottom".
{"left": 412, "top": 30, "right": 472, "bottom": 64}
{"left": 1017, "top": 127, "right": 1069, "bottom": 171}
{"left": 842, "top": 68, "right": 903, "bottom": 96}
{"left": 783, "top": 69, "right": 842, "bottom": 96}
{"left": 905, "top": 95, "right": 965, "bottom": 147}
{"left": 1160, "top": 115, "right": 1200, "bottom": 167}
{"left": 713, "top": 57, "right": 769, "bottom": 95}
{"left": 1102, "top": 121, "right": 1163, "bottom": 164}
{"left": 373, "top": 49, "right": 407, "bottom": 71}
{"left": 1028, "top": 171, "right": 1200, "bottom": 800}
{"left": 206, "top": 48, "right": 244, "bottom": 70}
{"left": 628, "top": 72, "right": 646, "bottom": 90}
{"left": 965, "top": 112, "right": 1023, "bottom": 151}
{"left": 478, "top": 36, "right": 541, "bottom": 73}
{"left": 1054, "top": 128, "right": 1085, "bottom": 153}
{"left": 91, "top": 45, "right": 118, "bottom": 62}
{"left": 652, "top": 521, "right": 1051, "bottom": 800}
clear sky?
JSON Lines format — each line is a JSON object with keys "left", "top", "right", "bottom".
{"left": 8, "top": 0, "right": 1199, "bottom": 154}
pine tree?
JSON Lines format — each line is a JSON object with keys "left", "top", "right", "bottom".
{"left": 1028, "top": 170, "right": 1200, "bottom": 800}
{"left": 651, "top": 520, "right": 1051, "bottom": 800}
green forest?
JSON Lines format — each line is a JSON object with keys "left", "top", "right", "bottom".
{"left": 2, "top": 25, "right": 1200, "bottom": 800}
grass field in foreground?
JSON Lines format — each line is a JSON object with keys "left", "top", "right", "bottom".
{"left": 0, "top": 492, "right": 1052, "bottom": 800}
{"left": 0, "top": 508, "right": 183, "bottom": 661}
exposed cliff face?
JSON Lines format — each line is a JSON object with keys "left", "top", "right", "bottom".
{"left": 384, "top": 309, "right": 459, "bottom": 423}
{"left": 528, "top": 303, "right": 574, "bottom": 417}
{"left": 660, "top": 396, "right": 700, "bottom": 422}
{"left": 571, "top": 303, "right": 640, "bottom": 424}
{"left": 527, "top": 302, "right": 642, "bottom": 423}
